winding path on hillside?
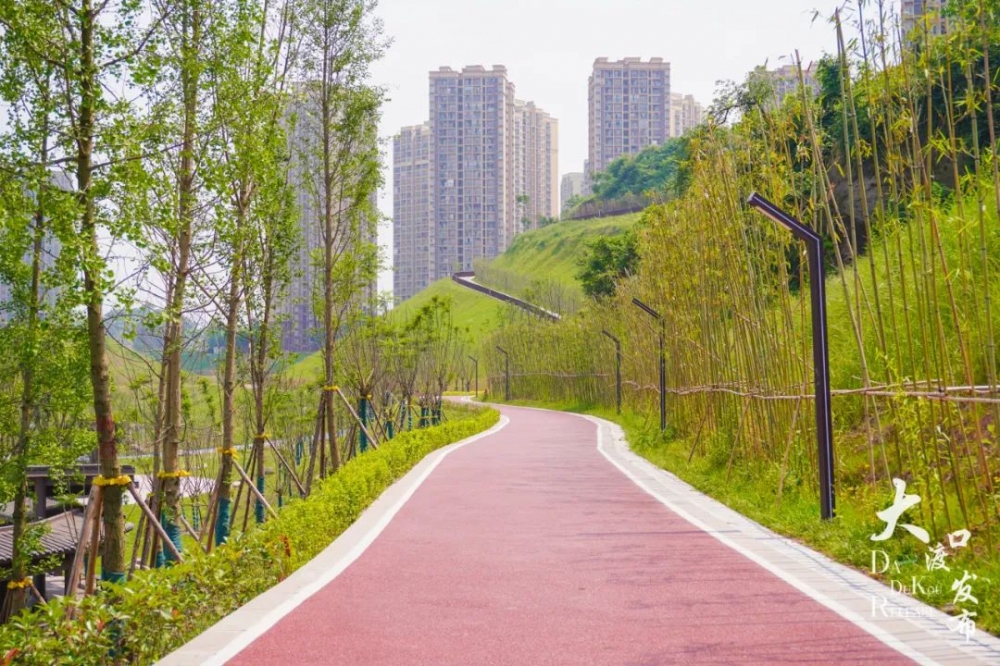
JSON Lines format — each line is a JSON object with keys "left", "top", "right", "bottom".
{"left": 160, "top": 404, "right": 1000, "bottom": 666}
{"left": 451, "top": 271, "right": 561, "bottom": 320}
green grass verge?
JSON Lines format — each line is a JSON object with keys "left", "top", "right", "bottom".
{"left": 0, "top": 403, "right": 500, "bottom": 665}
{"left": 493, "top": 397, "right": 999, "bottom": 638}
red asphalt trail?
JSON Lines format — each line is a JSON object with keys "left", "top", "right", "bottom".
{"left": 230, "top": 405, "right": 912, "bottom": 665}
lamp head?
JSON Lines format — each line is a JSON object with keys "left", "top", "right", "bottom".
{"left": 747, "top": 191, "right": 818, "bottom": 244}
{"left": 631, "top": 297, "right": 662, "bottom": 320}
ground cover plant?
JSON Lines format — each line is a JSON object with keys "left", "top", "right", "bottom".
{"left": 0, "top": 403, "right": 499, "bottom": 665}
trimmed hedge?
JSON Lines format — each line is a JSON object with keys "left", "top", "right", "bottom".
{"left": 0, "top": 405, "right": 499, "bottom": 665}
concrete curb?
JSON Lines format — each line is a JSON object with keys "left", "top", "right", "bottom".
{"left": 585, "top": 412, "right": 1000, "bottom": 666}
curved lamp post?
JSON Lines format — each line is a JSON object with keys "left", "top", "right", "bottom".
{"left": 601, "top": 330, "right": 622, "bottom": 414}
{"left": 747, "top": 192, "right": 835, "bottom": 520}
{"left": 495, "top": 346, "right": 510, "bottom": 401}
{"left": 631, "top": 298, "right": 665, "bottom": 432}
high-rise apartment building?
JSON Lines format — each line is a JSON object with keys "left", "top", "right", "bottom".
{"left": 560, "top": 172, "right": 585, "bottom": 211}
{"left": 669, "top": 93, "right": 704, "bottom": 138}
{"left": 514, "top": 100, "right": 559, "bottom": 229}
{"left": 278, "top": 86, "right": 379, "bottom": 352}
{"left": 280, "top": 88, "right": 323, "bottom": 353}
{"left": 0, "top": 171, "right": 69, "bottom": 323}
{"left": 753, "top": 62, "right": 820, "bottom": 109}
{"left": 393, "top": 66, "right": 558, "bottom": 302}
{"left": 429, "top": 65, "right": 515, "bottom": 279}
{"left": 902, "top": 0, "right": 947, "bottom": 36}
{"left": 588, "top": 57, "right": 670, "bottom": 183}
{"left": 393, "top": 124, "right": 433, "bottom": 303}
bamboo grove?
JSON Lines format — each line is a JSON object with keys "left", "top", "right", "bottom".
{"left": 485, "top": 1, "right": 1000, "bottom": 557}
{"left": 0, "top": 0, "right": 469, "bottom": 624}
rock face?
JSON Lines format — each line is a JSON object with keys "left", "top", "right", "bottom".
{"left": 829, "top": 167, "right": 883, "bottom": 264}
{"left": 825, "top": 147, "right": 970, "bottom": 266}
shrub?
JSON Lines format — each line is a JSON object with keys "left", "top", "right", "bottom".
{"left": 0, "top": 405, "right": 499, "bottom": 665}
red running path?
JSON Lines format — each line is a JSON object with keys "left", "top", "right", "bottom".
{"left": 229, "top": 405, "right": 913, "bottom": 665}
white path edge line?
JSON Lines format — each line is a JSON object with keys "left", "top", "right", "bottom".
{"left": 196, "top": 414, "right": 511, "bottom": 666}
{"left": 584, "top": 413, "right": 941, "bottom": 666}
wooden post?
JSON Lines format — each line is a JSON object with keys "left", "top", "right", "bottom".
{"left": 203, "top": 468, "right": 223, "bottom": 553}
{"left": 125, "top": 482, "right": 184, "bottom": 564}
{"left": 84, "top": 488, "right": 103, "bottom": 595}
{"left": 177, "top": 511, "right": 207, "bottom": 553}
{"left": 127, "top": 508, "right": 147, "bottom": 578}
{"left": 266, "top": 438, "right": 307, "bottom": 497}
{"left": 28, "top": 579, "right": 46, "bottom": 606}
{"left": 33, "top": 476, "right": 48, "bottom": 519}
{"left": 232, "top": 458, "right": 278, "bottom": 519}
{"left": 334, "top": 388, "right": 380, "bottom": 450}
{"left": 239, "top": 450, "right": 257, "bottom": 532}
{"left": 64, "top": 486, "right": 98, "bottom": 606}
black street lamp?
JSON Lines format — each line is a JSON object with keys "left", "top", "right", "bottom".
{"left": 495, "top": 346, "right": 510, "bottom": 401}
{"left": 601, "top": 330, "right": 622, "bottom": 414}
{"left": 631, "top": 298, "right": 666, "bottom": 432}
{"left": 468, "top": 356, "right": 479, "bottom": 396}
{"left": 747, "top": 192, "right": 835, "bottom": 520}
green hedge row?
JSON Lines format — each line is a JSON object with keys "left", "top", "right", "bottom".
{"left": 0, "top": 405, "right": 500, "bottom": 665}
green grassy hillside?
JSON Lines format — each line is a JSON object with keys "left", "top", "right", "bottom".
{"left": 284, "top": 212, "right": 639, "bottom": 381}
{"left": 391, "top": 278, "right": 502, "bottom": 335}
{"left": 480, "top": 214, "right": 639, "bottom": 297}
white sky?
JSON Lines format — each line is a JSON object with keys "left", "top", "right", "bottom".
{"left": 370, "top": 0, "right": 852, "bottom": 294}
{"left": 1, "top": 0, "right": 855, "bottom": 298}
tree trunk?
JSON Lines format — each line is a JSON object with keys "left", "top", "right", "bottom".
{"left": 321, "top": 53, "right": 340, "bottom": 474}
{"left": 216, "top": 232, "right": 241, "bottom": 545}
{"left": 252, "top": 246, "right": 273, "bottom": 522}
{"left": 0, "top": 151, "right": 48, "bottom": 622}
{"left": 75, "top": 0, "right": 126, "bottom": 583}
{"left": 161, "top": 0, "right": 201, "bottom": 562}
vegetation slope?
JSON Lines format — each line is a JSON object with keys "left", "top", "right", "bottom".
{"left": 285, "top": 212, "right": 638, "bottom": 382}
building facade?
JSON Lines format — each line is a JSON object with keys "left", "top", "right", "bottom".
{"left": 514, "top": 99, "right": 559, "bottom": 229}
{"left": 429, "top": 65, "right": 515, "bottom": 280}
{"left": 278, "top": 86, "right": 379, "bottom": 352}
{"left": 393, "top": 65, "right": 558, "bottom": 303}
{"left": 588, "top": 57, "right": 670, "bottom": 183}
{"left": 902, "top": 0, "right": 947, "bottom": 36}
{"left": 560, "top": 172, "right": 585, "bottom": 211}
{"left": 0, "top": 171, "right": 69, "bottom": 323}
{"left": 392, "top": 124, "right": 434, "bottom": 303}
{"left": 669, "top": 93, "right": 704, "bottom": 138}
{"left": 753, "top": 62, "right": 820, "bottom": 109}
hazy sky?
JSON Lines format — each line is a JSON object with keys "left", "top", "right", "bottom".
{"left": 370, "top": 0, "right": 851, "bottom": 293}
